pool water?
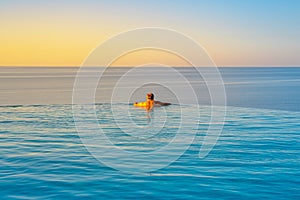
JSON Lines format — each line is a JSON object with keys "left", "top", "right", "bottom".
{"left": 1, "top": 104, "right": 299, "bottom": 199}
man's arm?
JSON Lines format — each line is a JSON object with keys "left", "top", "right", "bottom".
{"left": 154, "top": 101, "right": 171, "bottom": 106}
{"left": 134, "top": 102, "right": 147, "bottom": 107}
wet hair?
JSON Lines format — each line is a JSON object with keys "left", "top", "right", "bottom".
{"left": 147, "top": 93, "right": 154, "bottom": 100}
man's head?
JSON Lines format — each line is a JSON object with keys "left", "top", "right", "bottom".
{"left": 147, "top": 93, "right": 154, "bottom": 100}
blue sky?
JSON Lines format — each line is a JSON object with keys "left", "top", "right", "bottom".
{"left": 0, "top": 0, "right": 299, "bottom": 66}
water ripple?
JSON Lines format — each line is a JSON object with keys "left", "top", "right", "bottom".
{"left": 0, "top": 104, "right": 299, "bottom": 199}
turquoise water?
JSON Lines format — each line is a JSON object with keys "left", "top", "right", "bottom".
{"left": 1, "top": 67, "right": 300, "bottom": 199}
{"left": 1, "top": 104, "right": 299, "bottom": 199}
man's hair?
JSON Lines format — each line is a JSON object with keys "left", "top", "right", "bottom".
{"left": 147, "top": 93, "right": 154, "bottom": 100}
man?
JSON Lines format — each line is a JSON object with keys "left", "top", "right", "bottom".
{"left": 134, "top": 93, "right": 171, "bottom": 111}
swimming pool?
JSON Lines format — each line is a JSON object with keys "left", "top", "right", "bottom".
{"left": 1, "top": 104, "right": 299, "bottom": 199}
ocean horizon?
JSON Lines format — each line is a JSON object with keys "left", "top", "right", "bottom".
{"left": 0, "top": 66, "right": 299, "bottom": 111}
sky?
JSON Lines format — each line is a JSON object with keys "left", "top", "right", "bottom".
{"left": 0, "top": 0, "right": 299, "bottom": 67}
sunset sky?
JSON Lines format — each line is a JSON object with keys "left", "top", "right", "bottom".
{"left": 1, "top": 0, "right": 299, "bottom": 67}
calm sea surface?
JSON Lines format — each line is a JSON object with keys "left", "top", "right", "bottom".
{"left": 0, "top": 67, "right": 299, "bottom": 199}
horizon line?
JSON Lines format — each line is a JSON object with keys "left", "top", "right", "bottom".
{"left": 0, "top": 65, "right": 300, "bottom": 68}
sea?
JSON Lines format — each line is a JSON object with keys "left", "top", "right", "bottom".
{"left": 0, "top": 67, "right": 299, "bottom": 199}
